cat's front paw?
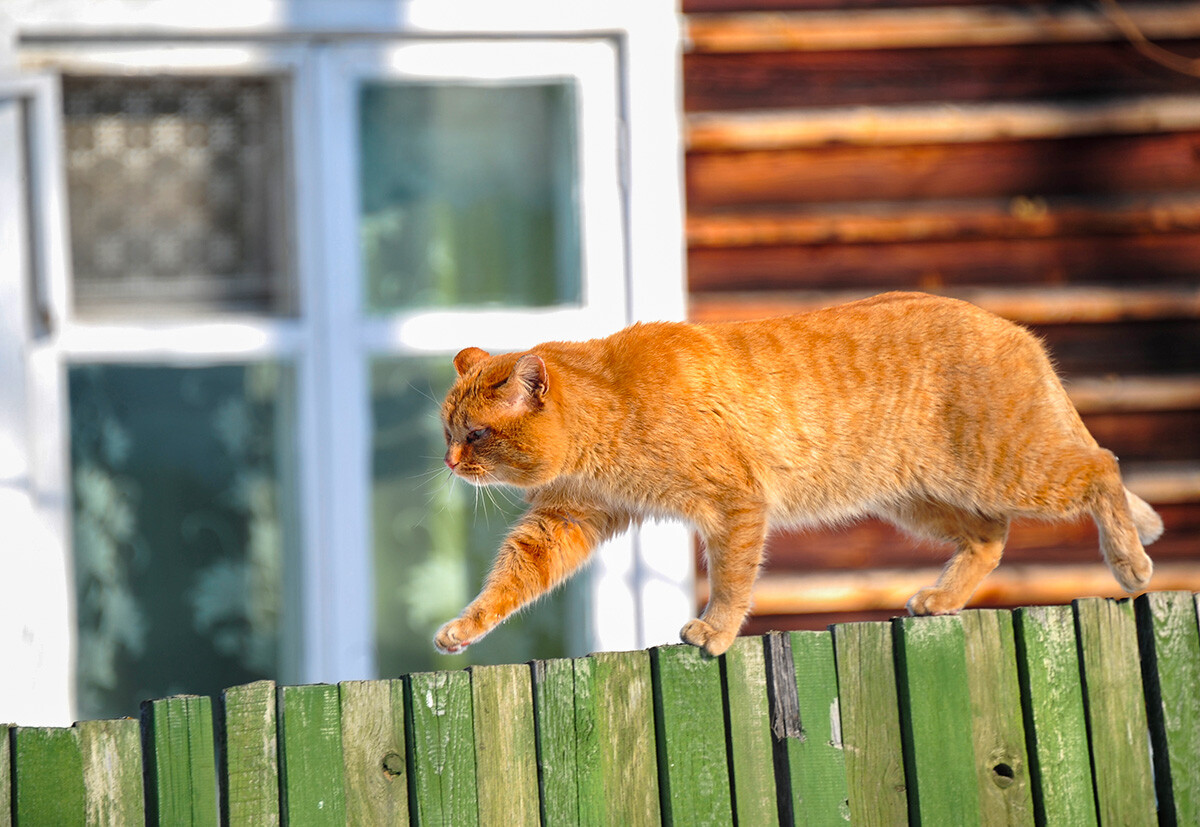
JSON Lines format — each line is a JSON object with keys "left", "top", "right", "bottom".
{"left": 680, "top": 618, "right": 736, "bottom": 657}
{"left": 434, "top": 619, "right": 476, "bottom": 655}
{"left": 906, "top": 587, "right": 964, "bottom": 616}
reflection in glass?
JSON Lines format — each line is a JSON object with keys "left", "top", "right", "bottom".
{"left": 359, "top": 81, "right": 582, "bottom": 312}
{"left": 69, "top": 363, "right": 298, "bottom": 720}
{"left": 371, "top": 357, "right": 585, "bottom": 676}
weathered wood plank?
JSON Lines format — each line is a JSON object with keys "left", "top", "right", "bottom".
{"left": 78, "top": 718, "right": 145, "bottom": 825}
{"left": 1072, "top": 598, "right": 1156, "bottom": 826}
{"left": 406, "top": 670, "right": 478, "bottom": 826}
{"left": 531, "top": 659, "right": 582, "bottom": 826}
{"left": 471, "top": 664, "right": 540, "bottom": 827}
{"left": 1135, "top": 591, "right": 1200, "bottom": 826}
{"left": 1, "top": 726, "right": 10, "bottom": 827}
{"left": 1012, "top": 605, "right": 1098, "bottom": 827}
{"left": 893, "top": 615, "right": 981, "bottom": 824}
{"left": 142, "top": 694, "right": 219, "bottom": 826}
{"left": 786, "top": 630, "right": 850, "bottom": 824}
{"left": 220, "top": 680, "right": 279, "bottom": 827}
{"left": 650, "top": 644, "right": 734, "bottom": 825}
{"left": 339, "top": 680, "right": 409, "bottom": 826}
{"left": 571, "top": 656, "right": 605, "bottom": 826}
{"left": 830, "top": 621, "right": 908, "bottom": 824}
{"left": 721, "top": 635, "right": 779, "bottom": 826}
{"left": 960, "top": 610, "right": 1034, "bottom": 826}
{"left": 12, "top": 726, "right": 85, "bottom": 825}
{"left": 277, "top": 684, "right": 346, "bottom": 825}
{"left": 590, "top": 650, "right": 661, "bottom": 826}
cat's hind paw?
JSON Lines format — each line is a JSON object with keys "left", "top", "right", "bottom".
{"left": 680, "top": 618, "right": 736, "bottom": 657}
{"left": 433, "top": 619, "right": 475, "bottom": 655}
{"left": 906, "top": 587, "right": 964, "bottom": 616}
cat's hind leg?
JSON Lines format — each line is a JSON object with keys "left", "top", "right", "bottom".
{"left": 886, "top": 501, "right": 1009, "bottom": 616}
{"left": 1084, "top": 455, "right": 1155, "bottom": 592}
{"left": 683, "top": 505, "right": 768, "bottom": 657}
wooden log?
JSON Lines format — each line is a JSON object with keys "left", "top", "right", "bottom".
{"left": 1134, "top": 591, "right": 1200, "bottom": 825}
{"left": 339, "top": 680, "right": 409, "bottom": 826}
{"left": 11, "top": 727, "right": 85, "bottom": 826}
{"left": 686, "top": 5, "right": 1200, "bottom": 53}
{"left": 470, "top": 664, "right": 540, "bottom": 827}
{"left": 687, "top": 196, "right": 1200, "bottom": 247}
{"left": 684, "top": 42, "right": 1200, "bottom": 112}
{"left": 720, "top": 636, "right": 779, "bottom": 826}
{"left": 686, "top": 132, "right": 1200, "bottom": 208}
{"left": 892, "top": 615, "right": 982, "bottom": 824}
{"left": 785, "top": 630, "right": 850, "bottom": 823}
{"left": 1012, "top": 605, "right": 1098, "bottom": 826}
{"left": 709, "top": 561, "right": 1200, "bottom": 617}
{"left": 78, "top": 718, "right": 145, "bottom": 826}
{"left": 219, "top": 681, "right": 279, "bottom": 827}
{"left": 959, "top": 611, "right": 1035, "bottom": 825}
{"left": 277, "top": 684, "right": 346, "bottom": 825}
{"left": 588, "top": 650, "right": 661, "bottom": 825}
{"left": 830, "top": 622, "right": 908, "bottom": 823}
{"left": 142, "top": 694, "right": 219, "bottom": 826}
{"left": 531, "top": 659, "right": 583, "bottom": 826}
{"left": 1072, "top": 598, "right": 1156, "bottom": 825}
{"left": 405, "top": 670, "right": 478, "bottom": 826}
{"left": 686, "top": 95, "right": 1200, "bottom": 150}
{"left": 688, "top": 233, "right": 1200, "bottom": 293}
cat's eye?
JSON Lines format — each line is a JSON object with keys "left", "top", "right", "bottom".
{"left": 466, "top": 427, "right": 489, "bottom": 444}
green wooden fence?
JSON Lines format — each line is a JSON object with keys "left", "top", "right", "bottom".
{"left": 5, "top": 593, "right": 1199, "bottom": 825}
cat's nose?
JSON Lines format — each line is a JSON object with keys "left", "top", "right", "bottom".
{"left": 445, "top": 447, "right": 461, "bottom": 470}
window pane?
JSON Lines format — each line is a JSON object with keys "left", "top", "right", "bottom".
{"left": 62, "top": 76, "right": 292, "bottom": 315}
{"left": 68, "top": 363, "right": 298, "bottom": 720}
{"left": 359, "top": 81, "right": 582, "bottom": 312}
{"left": 371, "top": 357, "right": 586, "bottom": 675}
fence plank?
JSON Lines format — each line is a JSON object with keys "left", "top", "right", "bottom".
{"left": 1, "top": 726, "right": 10, "bottom": 827}
{"left": 471, "top": 664, "right": 540, "bottom": 826}
{"left": 406, "top": 670, "right": 478, "bottom": 826}
{"left": 1012, "top": 605, "right": 1097, "bottom": 827}
{"left": 1135, "top": 591, "right": 1200, "bottom": 825}
{"left": 893, "top": 615, "right": 981, "bottom": 825}
{"left": 531, "top": 659, "right": 581, "bottom": 825}
{"left": 220, "top": 680, "right": 279, "bottom": 827}
{"left": 1073, "top": 597, "right": 1156, "bottom": 826}
{"left": 277, "top": 684, "right": 346, "bottom": 825}
{"left": 12, "top": 726, "right": 85, "bottom": 825}
{"left": 721, "top": 636, "right": 778, "bottom": 826}
{"left": 651, "top": 644, "right": 733, "bottom": 825}
{"left": 787, "top": 630, "right": 850, "bottom": 825}
{"left": 571, "top": 656, "right": 605, "bottom": 826}
{"left": 960, "top": 610, "right": 1035, "bottom": 826}
{"left": 340, "top": 680, "right": 409, "bottom": 826}
{"left": 142, "top": 695, "right": 219, "bottom": 826}
{"left": 830, "top": 622, "right": 908, "bottom": 824}
{"left": 590, "top": 650, "right": 661, "bottom": 825}
{"left": 78, "top": 718, "right": 145, "bottom": 825}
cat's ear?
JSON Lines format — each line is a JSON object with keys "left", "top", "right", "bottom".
{"left": 454, "top": 347, "right": 490, "bottom": 377}
{"left": 508, "top": 354, "right": 549, "bottom": 408}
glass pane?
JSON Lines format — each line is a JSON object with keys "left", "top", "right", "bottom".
{"left": 359, "top": 81, "right": 581, "bottom": 312}
{"left": 62, "top": 76, "right": 292, "bottom": 315}
{"left": 371, "top": 357, "right": 586, "bottom": 675}
{"left": 69, "top": 363, "right": 299, "bottom": 720}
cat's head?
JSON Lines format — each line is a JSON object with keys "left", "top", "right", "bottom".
{"left": 441, "top": 346, "right": 564, "bottom": 488}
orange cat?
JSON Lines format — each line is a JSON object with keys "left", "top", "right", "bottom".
{"left": 434, "top": 292, "right": 1160, "bottom": 657}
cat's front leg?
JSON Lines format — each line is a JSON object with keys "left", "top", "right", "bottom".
{"left": 683, "top": 506, "right": 768, "bottom": 657}
{"left": 433, "top": 504, "right": 629, "bottom": 655}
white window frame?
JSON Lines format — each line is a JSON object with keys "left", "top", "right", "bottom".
{"left": 3, "top": 0, "right": 689, "bottom": 723}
